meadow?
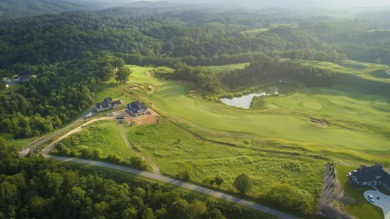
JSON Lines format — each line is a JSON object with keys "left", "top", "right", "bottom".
{"left": 127, "top": 118, "right": 325, "bottom": 199}
{"left": 55, "top": 120, "right": 137, "bottom": 161}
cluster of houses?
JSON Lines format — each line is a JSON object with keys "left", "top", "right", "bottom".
{"left": 348, "top": 163, "right": 390, "bottom": 191}
{"left": 93, "top": 97, "right": 148, "bottom": 117}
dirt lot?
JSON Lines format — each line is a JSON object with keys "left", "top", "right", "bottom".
{"left": 112, "top": 109, "right": 159, "bottom": 125}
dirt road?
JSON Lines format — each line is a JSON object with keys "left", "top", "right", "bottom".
{"left": 20, "top": 109, "right": 300, "bottom": 219}
{"left": 118, "top": 126, "right": 160, "bottom": 173}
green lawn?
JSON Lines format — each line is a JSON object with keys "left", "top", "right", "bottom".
{"left": 125, "top": 64, "right": 389, "bottom": 158}
{"left": 57, "top": 120, "right": 136, "bottom": 160}
{"left": 150, "top": 81, "right": 389, "bottom": 151}
{"left": 336, "top": 165, "right": 384, "bottom": 219}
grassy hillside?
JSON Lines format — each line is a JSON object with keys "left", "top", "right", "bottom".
{"left": 54, "top": 120, "right": 137, "bottom": 161}
{"left": 125, "top": 64, "right": 390, "bottom": 161}
{"left": 127, "top": 117, "right": 325, "bottom": 199}
{"left": 47, "top": 62, "right": 389, "bottom": 216}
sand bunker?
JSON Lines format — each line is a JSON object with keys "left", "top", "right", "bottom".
{"left": 310, "top": 117, "right": 330, "bottom": 128}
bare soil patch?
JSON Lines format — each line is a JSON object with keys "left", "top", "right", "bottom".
{"left": 317, "top": 163, "right": 354, "bottom": 219}
{"left": 311, "top": 117, "right": 330, "bottom": 128}
{"left": 125, "top": 109, "right": 159, "bottom": 125}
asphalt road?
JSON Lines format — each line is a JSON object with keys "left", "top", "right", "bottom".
{"left": 19, "top": 108, "right": 301, "bottom": 219}
{"left": 44, "top": 154, "right": 300, "bottom": 219}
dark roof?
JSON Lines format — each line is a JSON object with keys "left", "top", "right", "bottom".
{"left": 351, "top": 164, "right": 390, "bottom": 185}
{"left": 95, "top": 98, "right": 121, "bottom": 109}
{"left": 127, "top": 100, "right": 147, "bottom": 111}
{"left": 104, "top": 97, "right": 113, "bottom": 103}
{"left": 112, "top": 100, "right": 121, "bottom": 105}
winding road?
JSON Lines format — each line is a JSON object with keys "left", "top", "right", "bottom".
{"left": 44, "top": 155, "right": 300, "bottom": 219}
{"left": 20, "top": 111, "right": 300, "bottom": 219}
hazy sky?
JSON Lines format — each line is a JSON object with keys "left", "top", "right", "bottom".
{"left": 80, "top": 0, "right": 390, "bottom": 10}
{"left": 165, "top": 0, "right": 390, "bottom": 8}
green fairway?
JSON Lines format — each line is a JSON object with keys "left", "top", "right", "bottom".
{"left": 125, "top": 65, "right": 390, "bottom": 153}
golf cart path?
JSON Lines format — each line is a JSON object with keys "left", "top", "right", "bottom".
{"left": 364, "top": 190, "right": 390, "bottom": 219}
{"left": 44, "top": 155, "right": 300, "bottom": 219}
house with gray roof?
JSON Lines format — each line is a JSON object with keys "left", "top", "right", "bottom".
{"left": 348, "top": 164, "right": 390, "bottom": 191}
{"left": 94, "top": 97, "right": 121, "bottom": 112}
{"left": 126, "top": 100, "right": 148, "bottom": 117}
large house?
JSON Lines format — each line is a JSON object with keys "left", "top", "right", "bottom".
{"left": 126, "top": 100, "right": 148, "bottom": 117}
{"left": 348, "top": 164, "right": 390, "bottom": 191}
{"left": 94, "top": 97, "right": 121, "bottom": 112}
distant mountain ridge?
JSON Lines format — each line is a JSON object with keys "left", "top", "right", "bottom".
{"left": 0, "top": 0, "right": 89, "bottom": 21}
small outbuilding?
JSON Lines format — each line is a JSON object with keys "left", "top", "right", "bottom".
{"left": 126, "top": 100, "right": 148, "bottom": 117}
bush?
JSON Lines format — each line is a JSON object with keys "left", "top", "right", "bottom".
{"left": 265, "top": 184, "right": 314, "bottom": 214}
{"left": 129, "top": 157, "right": 148, "bottom": 170}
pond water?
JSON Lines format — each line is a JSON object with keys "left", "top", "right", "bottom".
{"left": 221, "top": 92, "right": 271, "bottom": 109}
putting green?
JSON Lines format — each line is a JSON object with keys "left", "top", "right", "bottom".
{"left": 302, "top": 101, "right": 322, "bottom": 110}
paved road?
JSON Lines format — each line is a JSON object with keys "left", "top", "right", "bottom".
{"left": 44, "top": 154, "right": 300, "bottom": 219}
{"left": 20, "top": 109, "right": 301, "bottom": 219}
{"left": 19, "top": 106, "right": 96, "bottom": 156}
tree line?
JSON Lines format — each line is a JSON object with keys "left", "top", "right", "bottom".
{"left": 164, "top": 54, "right": 337, "bottom": 95}
{"left": 0, "top": 138, "right": 270, "bottom": 219}
{"left": 0, "top": 51, "right": 126, "bottom": 139}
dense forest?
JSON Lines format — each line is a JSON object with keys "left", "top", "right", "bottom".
{"left": 0, "top": 0, "right": 89, "bottom": 21}
{"left": 0, "top": 139, "right": 270, "bottom": 219}
{"left": 0, "top": 6, "right": 389, "bottom": 137}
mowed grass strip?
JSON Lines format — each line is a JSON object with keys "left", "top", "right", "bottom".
{"left": 127, "top": 118, "right": 324, "bottom": 198}
{"left": 59, "top": 120, "right": 136, "bottom": 160}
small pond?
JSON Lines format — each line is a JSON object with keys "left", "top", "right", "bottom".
{"left": 220, "top": 91, "right": 277, "bottom": 109}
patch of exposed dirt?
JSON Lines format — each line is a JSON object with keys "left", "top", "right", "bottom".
{"left": 125, "top": 109, "right": 159, "bottom": 125}
{"left": 317, "top": 163, "right": 355, "bottom": 219}
{"left": 311, "top": 117, "right": 330, "bottom": 128}
{"left": 147, "top": 84, "right": 155, "bottom": 95}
